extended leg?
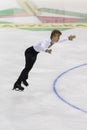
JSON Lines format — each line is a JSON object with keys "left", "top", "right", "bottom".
{"left": 15, "top": 53, "right": 37, "bottom": 86}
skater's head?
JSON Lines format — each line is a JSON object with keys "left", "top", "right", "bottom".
{"left": 50, "top": 29, "right": 62, "bottom": 42}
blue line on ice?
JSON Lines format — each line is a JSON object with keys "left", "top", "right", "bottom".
{"left": 53, "top": 63, "right": 87, "bottom": 114}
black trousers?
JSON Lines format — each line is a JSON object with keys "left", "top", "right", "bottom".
{"left": 16, "top": 46, "right": 39, "bottom": 85}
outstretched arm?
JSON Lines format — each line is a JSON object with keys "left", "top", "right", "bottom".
{"left": 58, "top": 35, "right": 76, "bottom": 43}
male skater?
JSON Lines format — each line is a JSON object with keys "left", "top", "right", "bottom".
{"left": 13, "top": 29, "right": 76, "bottom": 91}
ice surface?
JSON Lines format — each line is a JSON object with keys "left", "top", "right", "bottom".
{"left": 0, "top": 0, "right": 87, "bottom": 129}
{"left": 0, "top": 28, "right": 87, "bottom": 130}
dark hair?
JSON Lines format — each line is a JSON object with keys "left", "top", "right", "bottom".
{"left": 50, "top": 29, "right": 62, "bottom": 39}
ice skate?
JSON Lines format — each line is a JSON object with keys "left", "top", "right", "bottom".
{"left": 13, "top": 83, "right": 24, "bottom": 91}
{"left": 23, "top": 80, "right": 29, "bottom": 86}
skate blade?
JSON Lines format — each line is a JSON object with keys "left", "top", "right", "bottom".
{"left": 12, "top": 88, "right": 24, "bottom": 91}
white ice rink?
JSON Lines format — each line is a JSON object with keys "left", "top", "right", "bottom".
{"left": 0, "top": 0, "right": 87, "bottom": 129}
{"left": 0, "top": 28, "right": 87, "bottom": 130}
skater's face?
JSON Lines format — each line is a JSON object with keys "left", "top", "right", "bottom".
{"left": 52, "top": 34, "right": 61, "bottom": 43}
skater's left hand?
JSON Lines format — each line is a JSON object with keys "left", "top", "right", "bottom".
{"left": 45, "top": 49, "right": 52, "bottom": 54}
{"left": 68, "top": 35, "right": 76, "bottom": 41}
